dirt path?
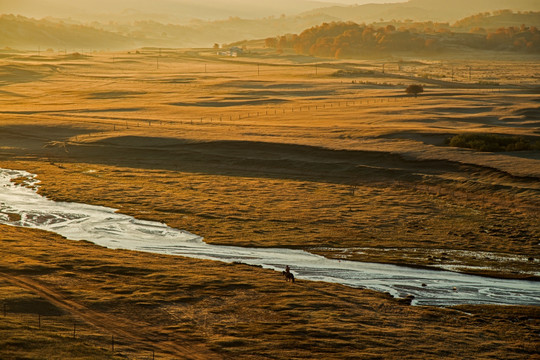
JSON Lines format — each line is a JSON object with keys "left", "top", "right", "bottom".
{"left": 0, "top": 272, "right": 220, "bottom": 360}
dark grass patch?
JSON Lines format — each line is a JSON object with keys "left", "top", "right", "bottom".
{"left": 233, "top": 89, "right": 336, "bottom": 97}
{"left": 212, "top": 337, "right": 248, "bottom": 347}
{"left": 333, "top": 69, "right": 375, "bottom": 77}
{"left": 4, "top": 297, "right": 65, "bottom": 316}
{"left": 169, "top": 99, "right": 288, "bottom": 107}
{"left": 82, "top": 265, "right": 154, "bottom": 276}
{"left": 87, "top": 91, "right": 146, "bottom": 99}
{"left": 446, "top": 133, "right": 540, "bottom": 152}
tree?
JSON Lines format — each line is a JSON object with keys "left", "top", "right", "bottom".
{"left": 406, "top": 84, "right": 424, "bottom": 97}
{"left": 265, "top": 37, "right": 277, "bottom": 48}
{"left": 213, "top": 43, "right": 220, "bottom": 50}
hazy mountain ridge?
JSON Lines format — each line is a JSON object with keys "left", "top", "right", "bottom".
{"left": 453, "top": 10, "right": 540, "bottom": 31}
{"left": 0, "top": 0, "right": 335, "bottom": 23}
{"left": 0, "top": 13, "right": 342, "bottom": 50}
{"left": 1, "top": 0, "right": 539, "bottom": 51}
{"left": 301, "top": 0, "right": 540, "bottom": 23}
{"left": 355, "top": 10, "right": 540, "bottom": 33}
{"left": 0, "top": 14, "right": 135, "bottom": 51}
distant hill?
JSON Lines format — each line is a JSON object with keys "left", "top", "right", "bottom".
{"left": 0, "top": 15, "right": 135, "bottom": 50}
{"left": 453, "top": 10, "right": 540, "bottom": 31}
{"left": 362, "top": 10, "right": 540, "bottom": 34}
{"left": 301, "top": 0, "right": 540, "bottom": 23}
{"left": 1, "top": 1, "right": 539, "bottom": 51}
{"left": 0, "top": 0, "right": 332, "bottom": 23}
{"left": 264, "top": 14, "right": 540, "bottom": 59}
{"left": 0, "top": 13, "right": 340, "bottom": 50}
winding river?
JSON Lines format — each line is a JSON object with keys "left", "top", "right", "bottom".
{"left": 0, "top": 168, "right": 538, "bottom": 306}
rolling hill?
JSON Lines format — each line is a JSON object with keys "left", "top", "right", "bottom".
{"left": 301, "top": 0, "right": 540, "bottom": 23}
{"left": 1, "top": 0, "right": 539, "bottom": 51}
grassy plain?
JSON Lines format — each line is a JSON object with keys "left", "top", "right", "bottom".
{"left": 0, "top": 48, "right": 539, "bottom": 358}
{"left": 1, "top": 225, "right": 539, "bottom": 359}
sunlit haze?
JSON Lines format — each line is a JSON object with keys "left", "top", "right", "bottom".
{"left": 0, "top": 0, "right": 539, "bottom": 358}
{"left": 0, "top": 0, "right": 408, "bottom": 20}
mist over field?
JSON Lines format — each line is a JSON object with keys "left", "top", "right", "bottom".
{"left": 2, "top": 0, "right": 537, "bottom": 22}
{"left": 1, "top": 0, "right": 539, "bottom": 49}
{"left": 0, "top": 0, "right": 401, "bottom": 22}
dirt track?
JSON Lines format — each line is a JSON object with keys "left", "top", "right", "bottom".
{"left": 0, "top": 272, "right": 220, "bottom": 359}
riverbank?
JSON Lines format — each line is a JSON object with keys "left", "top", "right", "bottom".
{"left": 2, "top": 158, "right": 538, "bottom": 281}
{"left": 1, "top": 167, "right": 538, "bottom": 306}
{"left": 1, "top": 224, "right": 538, "bottom": 359}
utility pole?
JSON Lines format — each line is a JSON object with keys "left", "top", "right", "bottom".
{"left": 258, "top": 63, "right": 260, "bottom": 76}
{"left": 468, "top": 66, "right": 472, "bottom": 82}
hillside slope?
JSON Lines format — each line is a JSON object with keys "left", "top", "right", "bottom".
{"left": 302, "top": 0, "right": 540, "bottom": 23}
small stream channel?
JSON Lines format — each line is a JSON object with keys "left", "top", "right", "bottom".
{"left": 0, "top": 168, "right": 538, "bottom": 306}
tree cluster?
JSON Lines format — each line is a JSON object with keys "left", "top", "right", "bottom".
{"left": 265, "top": 20, "right": 540, "bottom": 58}
{"left": 447, "top": 134, "right": 540, "bottom": 152}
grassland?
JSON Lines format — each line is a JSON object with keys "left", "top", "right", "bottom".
{"left": 0, "top": 48, "right": 539, "bottom": 358}
{"left": 1, "top": 225, "right": 539, "bottom": 359}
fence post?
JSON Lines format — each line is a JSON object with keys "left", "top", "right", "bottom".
{"left": 73, "top": 323, "right": 76, "bottom": 338}
{"left": 3, "top": 303, "right": 6, "bottom": 317}
{"left": 111, "top": 335, "right": 115, "bottom": 352}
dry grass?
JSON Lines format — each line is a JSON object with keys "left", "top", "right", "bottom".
{"left": 4, "top": 159, "right": 539, "bottom": 278}
{"left": 0, "top": 225, "right": 538, "bottom": 359}
{"left": 0, "top": 49, "right": 539, "bottom": 358}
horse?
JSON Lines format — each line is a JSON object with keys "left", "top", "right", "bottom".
{"left": 282, "top": 270, "right": 295, "bottom": 283}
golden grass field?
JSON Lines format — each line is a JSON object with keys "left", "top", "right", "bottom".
{"left": 0, "top": 48, "right": 539, "bottom": 358}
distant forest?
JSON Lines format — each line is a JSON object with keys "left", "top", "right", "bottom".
{"left": 265, "top": 10, "right": 540, "bottom": 57}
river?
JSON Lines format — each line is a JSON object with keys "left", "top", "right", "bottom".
{"left": 0, "top": 168, "right": 538, "bottom": 306}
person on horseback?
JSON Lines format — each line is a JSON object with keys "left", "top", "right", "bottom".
{"left": 283, "top": 265, "right": 295, "bottom": 283}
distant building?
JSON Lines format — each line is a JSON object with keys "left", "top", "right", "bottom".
{"left": 217, "top": 46, "right": 244, "bottom": 57}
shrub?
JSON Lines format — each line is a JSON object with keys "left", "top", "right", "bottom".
{"left": 406, "top": 84, "right": 424, "bottom": 97}
{"left": 447, "top": 133, "right": 540, "bottom": 152}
